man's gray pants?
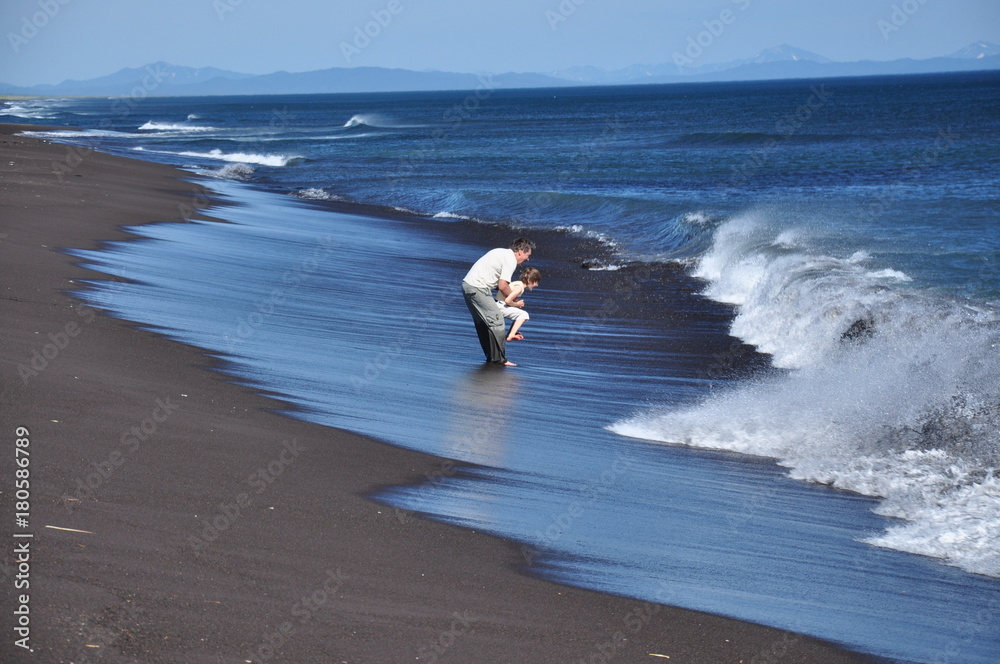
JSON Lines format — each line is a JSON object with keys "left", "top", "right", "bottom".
{"left": 461, "top": 282, "right": 507, "bottom": 364}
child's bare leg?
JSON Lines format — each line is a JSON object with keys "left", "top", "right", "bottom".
{"left": 507, "top": 319, "right": 525, "bottom": 341}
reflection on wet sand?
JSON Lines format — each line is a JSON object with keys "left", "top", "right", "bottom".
{"left": 441, "top": 365, "right": 520, "bottom": 467}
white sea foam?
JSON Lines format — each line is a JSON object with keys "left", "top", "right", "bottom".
{"left": 344, "top": 113, "right": 380, "bottom": 128}
{"left": 612, "top": 211, "right": 1000, "bottom": 577}
{"left": 177, "top": 149, "right": 302, "bottom": 167}
{"left": 866, "top": 268, "right": 911, "bottom": 281}
{"left": 553, "top": 223, "right": 619, "bottom": 249}
{"left": 138, "top": 121, "right": 216, "bottom": 132}
{"left": 682, "top": 210, "right": 714, "bottom": 226}
{"left": 213, "top": 163, "right": 256, "bottom": 181}
{"left": 293, "top": 188, "right": 340, "bottom": 201}
{"left": 343, "top": 113, "right": 425, "bottom": 130}
{"left": 22, "top": 129, "right": 129, "bottom": 139}
{"left": 432, "top": 211, "right": 474, "bottom": 221}
{"left": 1, "top": 98, "right": 70, "bottom": 119}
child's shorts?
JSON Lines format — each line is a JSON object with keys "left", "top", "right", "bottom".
{"left": 497, "top": 302, "right": 529, "bottom": 322}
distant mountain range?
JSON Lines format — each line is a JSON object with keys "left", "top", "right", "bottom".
{"left": 2, "top": 42, "right": 997, "bottom": 97}
{"left": 550, "top": 43, "right": 999, "bottom": 85}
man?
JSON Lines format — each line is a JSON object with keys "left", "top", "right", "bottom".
{"left": 461, "top": 237, "right": 535, "bottom": 366}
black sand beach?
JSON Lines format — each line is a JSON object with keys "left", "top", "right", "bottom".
{"left": 0, "top": 124, "right": 876, "bottom": 663}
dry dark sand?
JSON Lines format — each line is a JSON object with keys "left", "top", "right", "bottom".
{"left": 0, "top": 124, "right": 876, "bottom": 663}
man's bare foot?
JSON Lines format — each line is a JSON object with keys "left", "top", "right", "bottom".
{"left": 504, "top": 360, "right": 517, "bottom": 367}
{"left": 507, "top": 333, "right": 524, "bottom": 341}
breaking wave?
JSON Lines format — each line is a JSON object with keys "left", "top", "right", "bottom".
{"left": 177, "top": 149, "right": 303, "bottom": 167}
{"left": 611, "top": 211, "right": 1000, "bottom": 577}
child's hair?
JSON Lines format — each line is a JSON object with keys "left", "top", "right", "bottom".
{"left": 520, "top": 267, "right": 541, "bottom": 285}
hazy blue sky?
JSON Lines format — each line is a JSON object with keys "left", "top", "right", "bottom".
{"left": 2, "top": 0, "right": 997, "bottom": 86}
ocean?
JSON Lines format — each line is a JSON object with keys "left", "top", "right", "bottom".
{"left": 5, "top": 70, "right": 999, "bottom": 663}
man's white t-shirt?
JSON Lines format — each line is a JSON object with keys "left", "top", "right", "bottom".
{"left": 462, "top": 248, "right": 516, "bottom": 291}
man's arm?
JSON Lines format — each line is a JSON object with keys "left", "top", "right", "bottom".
{"left": 498, "top": 281, "right": 525, "bottom": 308}
{"left": 497, "top": 279, "right": 513, "bottom": 301}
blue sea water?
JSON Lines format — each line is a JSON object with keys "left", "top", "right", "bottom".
{"left": 5, "top": 71, "right": 1000, "bottom": 663}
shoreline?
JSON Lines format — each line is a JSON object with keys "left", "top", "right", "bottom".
{"left": 0, "top": 124, "right": 878, "bottom": 663}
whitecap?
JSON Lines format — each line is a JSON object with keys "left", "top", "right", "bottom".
{"left": 1, "top": 98, "right": 71, "bottom": 119}
{"left": 293, "top": 188, "right": 340, "bottom": 201}
{"left": 342, "top": 112, "right": 426, "bottom": 130}
{"left": 22, "top": 129, "right": 129, "bottom": 139}
{"left": 866, "top": 268, "right": 911, "bottom": 281}
{"left": 177, "top": 149, "right": 303, "bottom": 167}
{"left": 432, "top": 211, "right": 474, "bottom": 221}
{"left": 213, "top": 163, "right": 255, "bottom": 181}
{"left": 611, "top": 210, "right": 1000, "bottom": 578}
{"left": 139, "top": 121, "right": 216, "bottom": 132}
{"left": 682, "top": 210, "right": 713, "bottom": 225}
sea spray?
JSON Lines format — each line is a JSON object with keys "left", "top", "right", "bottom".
{"left": 613, "top": 212, "right": 1000, "bottom": 576}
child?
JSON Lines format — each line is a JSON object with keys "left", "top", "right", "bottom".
{"left": 497, "top": 267, "right": 540, "bottom": 342}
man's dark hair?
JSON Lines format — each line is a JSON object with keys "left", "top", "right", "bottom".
{"left": 510, "top": 237, "right": 535, "bottom": 253}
